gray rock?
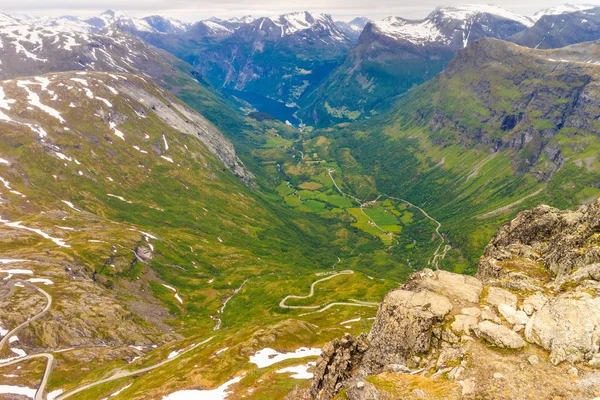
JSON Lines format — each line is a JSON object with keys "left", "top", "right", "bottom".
{"left": 528, "top": 355, "right": 540, "bottom": 365}
{"left": 346, "top": 380, "right": 381, "bottom": 400}
{"left": 568, "top": 367, "right": 579, "bottom": 376}
{"left": 451, "top": 314, "right": 478, "bottom": 335}
{"left": 461, "top": 307, "right": 482, "bottom": 317}
{"left": 412, "top": 389, "right": 427, "bottom": 398}
{"left": 310, "top": 333, "right": 370, "bottom": 400}
{"left": 498, "top": 304, "right": 529, "bottom": 325}
{"left": 364, "top": 289, "right": 453, "bottom": 371}
{"left": 475, "top": 320, "right": 526, "bottom": 349}
{"left": 480, "top": 306, "right": 502, "bottom": 324}
{"left": 525, "top": 292, "right": 600, "bottom": 364}
{"left": 383, "top": 364, "right": 410, "bottom": 373}
{"left": 523, "top": 292, "right": 548, "bottom": 315}
{"left": 486, "top": 287, "right": 518, "bottom": 308}
{"left": 410, "top": 269, "right": 483, "bottom": 303}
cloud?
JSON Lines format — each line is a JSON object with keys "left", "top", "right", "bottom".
{"left": 3, "top": 0, "right": 590, "bottom": 22}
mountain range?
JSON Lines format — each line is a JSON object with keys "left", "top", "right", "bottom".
{"left": 1, "top": 3, "right": 600, "bottom": 400}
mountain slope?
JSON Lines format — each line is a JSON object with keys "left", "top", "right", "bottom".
{"left": 300, "top": 5, "right": 532, "bottom": 125}
{"left": 313, "top": 38, "right": 600, "bottom": 270}
{"left": 511, "top": 7, "right": 600, "bottom": 49}
{"left": 0, "top": 70, "right": 399, "bottom": 399}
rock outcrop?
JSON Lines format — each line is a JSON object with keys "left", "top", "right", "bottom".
{"left": 292, "top": 199, "right": 600, "bottom": 399}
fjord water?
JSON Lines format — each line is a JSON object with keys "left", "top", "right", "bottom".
{"left": 224, "top": 89, "right": 301, "bottom": 126}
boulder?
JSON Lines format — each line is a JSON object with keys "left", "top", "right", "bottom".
{"left": 522, "top": 292, "right": 548, "bottom": 315}
{"left": 475, "top": 320, "right": 526, "bottom": 349}
{"left": 486, "top": 287, "right": 518, "bottom": 308}
{"left": 480, "top": 306, "right": 501, "bottom": 324}
{"left": 451, "top": 315, "right": 478, "bottom": 335}
{"left": 410, "top": 269, "right": 483, "bottom": 303}
{"left": 346, "top": 381, "right": 381, "bottom": 400}
{"left": 525, "top": 292, "right": 600, "bottom": 364}
{"left": 498, "top": 304, "right": 529, "bottom": 325}
{"left": 364, "top": 289, "right": 453, "bottom": 371}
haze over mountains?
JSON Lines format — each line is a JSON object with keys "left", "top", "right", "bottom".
{"left": 0, "top": 2, "right": 600, "bottom": 400}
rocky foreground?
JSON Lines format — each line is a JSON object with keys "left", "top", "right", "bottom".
{"left": 289, "top": 199, "right": 600, "bottom": 399}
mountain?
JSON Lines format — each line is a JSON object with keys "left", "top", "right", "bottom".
{"left": 309, "top": 37, "right": 600, "bottom": 269}
{"left": 532, "top": 3, "right": 597, "bottom": 21}
{"left": 291, "top": 199, "right": 600, "bottom": 399}
{"left": 144, "top": 11, "right": 353, "bottom": 109}
{"left": 143, "top": 15, "right": 190, "bottom": 34}
{"left": 335, "top": 17, "right": 371, "bottom": 40}
{"left": 300, "top": 5, "right": 533, "bottom": 125}
{"left": 0, "top": 69, "right": 400, "bottom": 399}
{"left": 86, "top": 9, "right": 154, "bottom": 32}
{"left": 511, "top": 7, "right": 600, "bottom": 49}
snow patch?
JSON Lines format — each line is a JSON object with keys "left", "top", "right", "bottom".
{"left": 162, "top": 375, "right": 242, "bottom": 400}
{"left": 275, "top": 362, "right": 316, "bottom": 379}
{"left": 249, "top": 347, "right": 322, "bottom": 368}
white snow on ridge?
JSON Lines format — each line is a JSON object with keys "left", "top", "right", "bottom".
{"left": 374, "top": 4, "right": 533, "bottom": 44}
{"left": 16, "top": 80, "right": 65, "bottom": 123}
{"left": 249, "top": 347, "right": 322, "bottom": 368}
{"left": 433, "top": 4, "right": 534, "bottom": 27}
{"left": 532, "top": 4, "right": 597, "bottom": 21}
{"left": 107, "top": 193, "right": 132, "bottom": 203}
{"left": 162, "top": 376, "right": 243, "bottom": 400}
{"left": 0, "top": 218, "right": 70, "bottom": 247}
{"left": 374, "top": 17, "right": 445, "bottom": 44}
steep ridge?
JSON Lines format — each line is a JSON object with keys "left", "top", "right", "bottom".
{"left": 291, "top": 198, "right": 600, "bottom": 399}
{"left": 300, "top": 5, "right": 532, "bottom": 125}
{"left": 315, "top": 38, "right": 600, "bottom": 268}
{"left": 511, "top": 7, "right": 600, "bottom": 49}
{"left": 138, "top": 11, "right": 353, "bottom": 108}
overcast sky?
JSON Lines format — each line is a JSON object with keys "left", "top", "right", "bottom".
{"left": 4, "top": 0, "right": 599, "bottom": 22}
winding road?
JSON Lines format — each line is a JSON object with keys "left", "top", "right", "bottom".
{"left": 279, "top": 270, "right": 378, "bottom": 315}
{"left": 0, "top": 280, "right": 54, "bottom": 400}
{"left": 279, "top": 270, "right": 355, "bottom": 309}
{"left": 55, "top": 336, "right": 214, "bottom": 400}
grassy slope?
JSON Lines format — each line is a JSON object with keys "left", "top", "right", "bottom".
{"left": 311, "top": 39, "right": 600, "bottom": 272}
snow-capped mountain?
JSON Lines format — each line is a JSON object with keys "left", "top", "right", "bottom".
{"left": 511, "top": 6, "right": 600, "bottom": 49}
{"left": 243, "top": 11, "right": 350, "bottom": 43}
{"left": 370, "top": 4, "right": 532, "bottom": 47}
{"left": 299, "top": 4, "right": 532, "bottom": 125}
{"left": 335, "top": 17, "right": 371, "bottom": 40}
{"left": 227, "top": 15, "right": 255, "bottom": 24}
{"left": 0, "top": 12, "right": 190, "bottom": 89}
{"left": 143, "top": 15, "right": 190, "bottom": 34}
{"left": 186, "top": 19, "right": 234, "bottom": 37}
{"left": 86, "top": 9, "right": 154, "bottom": 32}
{"left": 532, "top": 3, "right": 597, "bottom": 21}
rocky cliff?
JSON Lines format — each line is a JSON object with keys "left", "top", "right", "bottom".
{"left": 290, "top": 198, "right": 600, "bottom": 399}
